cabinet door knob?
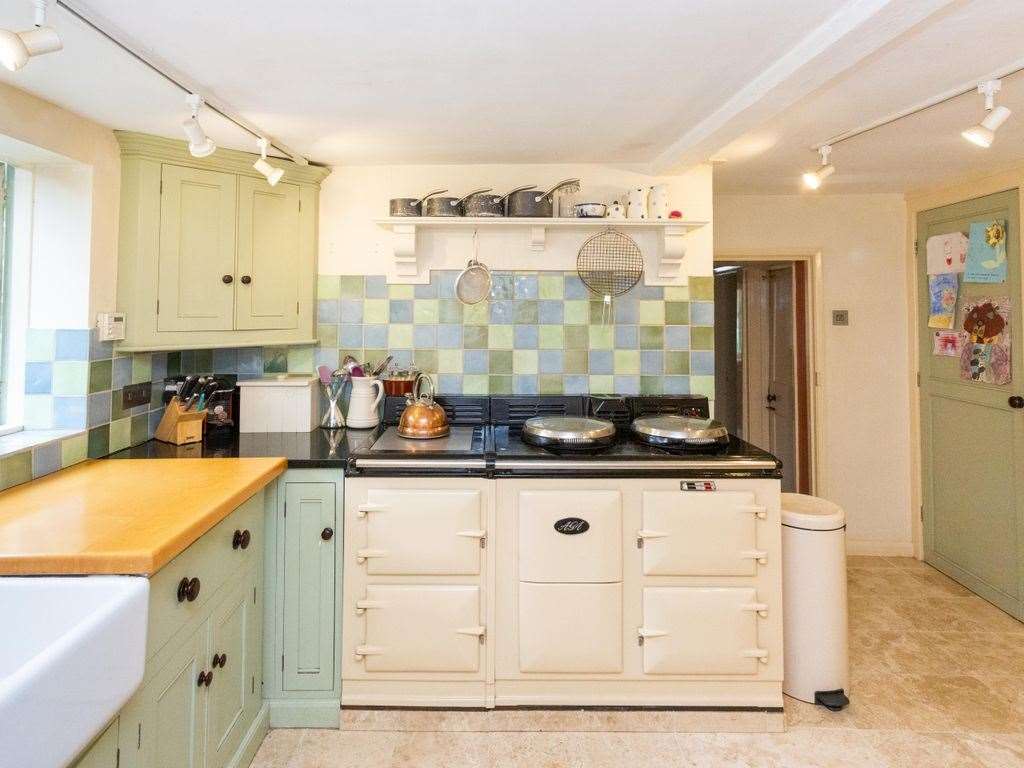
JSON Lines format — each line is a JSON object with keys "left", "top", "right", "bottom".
{"left": 232, "top": 529, "right": 243, "bottom": 549}
{"left": 222, "top": 274, "right": 233, "bottom": 284}
{"left": 177, "top": 577, "right": 190, "bottom": 603}
{"left": 186, "top": 577, "right": 201, "bottom": 602}
{"left": 1010, "top": 395, "right": 1024, "bottom": 409}
{"left": 197, "top": 670, "right": 212, "bottom": 687}
{"left": 240, "top": 529, "right": 251, "bottom": 549}
{"left": 321, "top": 527, "right": 334, "bottom": 541}
{"left": 212, "top": 653, "right": 227, "bottom": 668}
{"left": 240, "top": 275, "right": 252, "bottom": 285}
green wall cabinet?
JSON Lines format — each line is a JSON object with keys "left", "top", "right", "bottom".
{"left": 115, "top": 132, "right": 329, "bottom": 352}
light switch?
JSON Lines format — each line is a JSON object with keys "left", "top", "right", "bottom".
{"left": 832, "top": 310, "right": 849, "bottom": 326}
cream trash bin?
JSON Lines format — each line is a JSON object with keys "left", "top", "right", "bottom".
{"left": 781, "top": 493, "right": 850, "bottom": 711}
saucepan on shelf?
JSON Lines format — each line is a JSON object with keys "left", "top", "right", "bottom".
{"left": 389, "top": 189, "right": 447, "bottom": 217}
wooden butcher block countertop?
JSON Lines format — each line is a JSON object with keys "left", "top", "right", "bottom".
{"left": 0, "top": 457, "right": 286, "bottom": 576}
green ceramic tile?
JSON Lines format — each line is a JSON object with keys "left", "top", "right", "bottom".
{"left": 539, "top": 374, "right": 563, "bottom": 394}
{"left": 488, "top": 375, "right": 513, "bottom": 395}
{"left": 563, "top": 300, "right": 588, "bottom": 325}
{"left": 363, "top": 350, "right": 386, "bottom": 367}
{"left": 340, "top": 275, "right": 365, "bottom": 298}
{"left": 388, "top": 284, "right": 414, "bottom": 299}
{"left": 513, "top": 350, "right": 538, "bottom": 374}
{"left": 665, "top": 351, "right": 690, "bottom": 375}
{"left": 665, "top": 301, "right": 689, "bottom": 325}
{"left": 539, "top": 326, "right": 565, "bottom": 349}
{"left": 564, "top": 326, "right": 588, "bottom": 349}
{"left": 589, "top": 326, "right": 613, "bottom": 349}
{"left": 514, "top": 300, "right": 538, "bottom": 324}
{"left": 691, "top": 326, "right": 715, "bottom": 350}
{"left": 489, "top": 350, "right": 512, "bottom": 374}
{"left": 414, "top": 349, "right": 438, "bottom": 373}
{"left": 130, "top": 353, "right": 152, "bottom": 384}
{"left": 564, "top": 349, "right": 588, "bottom": 374}
{"left": 109, "top": 389, "right": 127, "bottom": 422}
{"left": 25, "top": 329, "right": 55, "bottom": 362}
{"left": 438, "top": 299, "right": 463, "bottom": 324}
{"left": 463, "top": 374, "right": 489, "bottom": 395}
{"left": 640, "top": 376, "right": 664, "bottom": 395}
{"left": 613, "top": 350, "right": 640, "bottom": 374}
{"left": 109, "top": 417, "right": 131, "bottom": 453}
{"left": 130, "top": 414, "right": 149, "bottom": 446}
{"left": 317, "top": 275, "right": 341, "bottom": 299}
{"left": 1, "top": 451, "right": 32, "bottom": 490}
{"left": 317, "top": 323, "right": 339, "bottom": 347}
{"left": 87, "top": 425, "right": 110, "bottom": 459}
{"left": 639, "top": 326, "right": 664, "bottom": 350}
{"left": 690, "top": 375, "right": 715, "bottom": 397}
{"left": 363, "top": 299, "right": 388, "bottom": 324}
{"left": 538, "top": 274, "right": 564, "bottom": 299}
{"left": 52, "top": 361, "right": 89, "bottom": 395}
{"left": 287, "top": 346, "right": 314, "bottom": 372}
{"left": 337, "top": 348, "right": 364, "bottom": 365}
{"left": 195, "top": 349, "right": 214, "bottom": 373}
{"left": 489, "top": 326, "right": 513, "bottom": 349}
{"left": 589, "top": 300, "right": 606, "bottom": 325}
{"left": 689, "top": 276, "right": 714, "bottom": 301}
{"left": 263, "top": 347, "right": 288, "bottom": 373}
{"left": 413, "top": 299, "right": 439, "bottom": 324}
{"left": 589, "top": 375, "right": 614, "bottom": 393}
{"left": 61, "top": 433, "right": 88, "bottom": 467}
{"left": 665, "top": 285, "right": 689, "bottom": 301}
{"left": 437, "top": 349, "right": 463, "bottom": 373}
{"left": 463, "top": 301, "right": 489, "bottom": 325}
{"left": 88, "top": 359, "right": 112, "bottom": 394}
{"left": 388, "top": 324, "right": 413, "bottom": 348}
{"left": 464, "top": 325, "right": 488, "bottom": 349}
{"left": 639, "top": 300, "right": 665, "bottom": 325}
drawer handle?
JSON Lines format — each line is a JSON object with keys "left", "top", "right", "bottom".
{"left": 356, "top": 504, "right": 386, "bottom": 519}
{"left": 354, "top": 599, "right": 383, "bottom": 614}
{"left": 177, "top": 576, "right": 201, "bottom": 603}
{"left": 212, "top": 653, "right": 227, "bottom": 668}
{"left": 321, "top": 527, "right": 334, "bottom": 541}
{"left": 742, "top": 649, "right": 770, "bottom": 664}
{"left": 636, "top": 529, "right": 668, "bottom": 548}
{"left": 456, "top": 626, "right": 486, "bottom": 644}
{"left": 356, "top": 548, "right": 387, "bottom": 564}
{"left": 354, "top": 644, "right": 384, "bottom": 660}
{"left": 742, "top": 602, "right": 769, "bottom": 618}
{"left": 637, "top": 627, "right": 667, "bottom": 646}
{"left": 740, "top": 549, "right": 769, "bottom": 565}
{"left": 456, "top": 529, "right": 486, "bottom": 548}
{"left": 740, "top": 505, "right": 768, "bottom": 520}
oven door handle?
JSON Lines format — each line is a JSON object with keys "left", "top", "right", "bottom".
{"left": 739, "top": 505, "right": 768, "bottom": 520}
{"left": 354, "top": 599, "right": 384, "bottom": 615}
{"left": 742, "top": 648, "right": 770, "bottom": 664}
{"left": 357, "top": 504, "right": 387, "bottom": 518}
{"left": 740, "top": 549, "right": 769, "bottom": 565}
{"left": 356, "top": 548, "right": 388, "bottom": 564}
{"left": 354, "top": 645, "right": 384, "bottom": 660}
{"left": 741, "top": 602, "right": 769, "bottom": 618}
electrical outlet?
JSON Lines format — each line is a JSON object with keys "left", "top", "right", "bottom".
{"left": 832, "top": 309, "right": 849, "bottom": 326}
{"left": 122, "top": 382, "right": 151, "bottom": 410}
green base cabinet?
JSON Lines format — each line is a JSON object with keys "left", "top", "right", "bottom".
{"left": 70, "top": 722, "right": 118, "bottom": 768}
{"left": 262, "top": 469, "right": 343, "bottom": 728}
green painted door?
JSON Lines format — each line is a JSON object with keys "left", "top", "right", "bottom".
{"left": 918, "top": 189, "right": 1024, "bottom": 619}
{"left": 158, "top": 164, "right": 238, "bottom": 332}
{"left": 282, "top": 481, "right": 336, "bottom": 691}
{"left": 235, "top": 177, "right": 300, "bottom": 331}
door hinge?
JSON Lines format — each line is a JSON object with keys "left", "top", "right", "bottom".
{"left": 251, "top": 675, "right": 255, "bottom": 694}
{"left": 283, "top": 502, "right": 287, "bottom": 517}
{"left": 920, "top": 504, "right": 924, "bottom": 521}
{"left": 281, "top": 654, "right": 285, "bottom": 672}
{"left": 253, "top": 585, "right": 257, "bottom": 605}
{"left": 137, "top": 722, "right": 142, "bottom": 749}
{"left": 914, "top": 239, "right": 919, "bottom": 257}
{"left": 917, "top": 371, "right": 920, "bottom": 387}
{"left": 159, "top": 179, "right": 163, "bottom": 194}
{"left": 116, "top": 747, "right": 120, "bottom": 768}
{"left": 156, "top": 299, "right": 160, "bottom": 315}
{"left": 296, "top": 301, "right": 299, "bottom": 315}
{"left": 299, "top": 199, "right": 302, "bottom": 212}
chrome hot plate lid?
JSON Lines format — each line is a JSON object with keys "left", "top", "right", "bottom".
{"left": 522, "top": 416, "right": 616, "bottom": 447}
{"left": 631, "top": 415, "right": 729, "bottom": 445}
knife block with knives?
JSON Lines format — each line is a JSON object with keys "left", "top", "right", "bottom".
{"left": 154, "top": 396, "right": 207, "bottom": 445}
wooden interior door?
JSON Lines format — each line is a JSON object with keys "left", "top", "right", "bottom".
{"left": 918, "top": 189, "right": 1024, "bottom": 620}
{"left": 767, "top": 266, "right": 797, "bottom": 493}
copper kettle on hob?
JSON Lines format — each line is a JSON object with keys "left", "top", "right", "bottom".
{"left": 397, "top": 374, "right": 449, "bottom": 439}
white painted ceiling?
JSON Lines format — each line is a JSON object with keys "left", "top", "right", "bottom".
{"left": 1, "top": 0, "right": 1023, "bottom": 193}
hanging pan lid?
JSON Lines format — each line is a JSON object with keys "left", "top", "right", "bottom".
{"left": 631, "top": 415, "right": 729, "bottom": 445}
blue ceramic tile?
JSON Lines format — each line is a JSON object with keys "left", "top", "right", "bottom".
{"left": 317, "top": 299, "right": 340, "bottom": 323}
{"left": 363, "top": 324, "right": 388, "bottom": 349}
{"left": 437, "top": 324, "right": 463, "bottom": 349}
{"left": 514, "top": 325, "right": 538, "bottom": 349}
{"left": 538, "top": 300, "right": 564, "bottom": 325}
{"left": 25, "top": 362, "right": 52, "bottom": 394}
{"left": 151, "top": 353, "right": 169, "bottom": 381}
{"left": 641, "top": 350, "right": 664, "bottom": 375}
{"left": 614, "top": 300, "right": 638, "bottom": 324}
{"left": 589, "top": 350, "right": 613, "bottom": 374}
{"left": 438, "top": 374, "right": 462, "bottom": 393}
{"left": 111, "top": 356, "right": 132, "bottom": 389}
{"left": 665, "top": 326, "right": 690, "bottom": 350}
{"left": 389, "top": 300, "right": 412, "bottom": 323}
{"left": 364, "top": 275, "right": 388, "bottom": 298}
{"left": 564, "top": 275, "right": 588, "bottom": 299}
{"left": 635, "top": 284, "right": 664, "bottom": 299}
{"left": 237, "top": 348, "right": 263, "bottom": 375}
{"left": 490, "top": 300, "right": 515, "bottom": 324}
{"left": 414, "top": 281, "right": 438, "bottom": 298}
{"left": 53, "top": 396, "right": 86, "bottom": 429}
{"left": 664, "top": 376, "right": 691, "bottom": 394}
{"left": 691, "top": 350, "right": 715, "bottom": 375}
{"left": 340, "top": 299, "right": 364, "bottom": 324}
{"left": 463, "top": 350, "right": 488, "bottom": 374}
{"left": 514, "top": 375, "right": 539, "bottom": 395}
{"left": 390, "top": 350, "right": 413, "bottom": 367}
{"left": 340, "top": 325, "right": 363, "bottom": 348}
{"left": 87, "top": 391, "right": 111, "bottom": 428}
{"left": 212, "top": 348, "right": 237, "bottom": 373}
{"left": 539, "top": 350, "right": 564, "bottom": 374}
{"left": 31, "top": 440, "right": 61, "bottom": 478}
{"left": 614, "top": 375, "right": 641, "bottom": 395}
{"left": 413, "top": 325, "right": 436, "bottom": 348}
{"left": 564, "top": 375, "right": 588, "bottom": 394}
{"left": 514, "top": 274, "right": 538, "bottom": 299}
{"left": 55, "top": 329, "right": 90, "bottom": 361}
{"left": 614, "top": 325, "right": 638, "bottom": 348}
{"left": 88, "top": 329, "right": 113, "bottom": 361}
{"left": 690, "top": 301, "right": 714, "bottom": 326}
{"left": 179, "top": 350, "right": 196, "bottom": 372}
{"left": 314, "top": 348, "right": 338, "bottom": 370}
{"left": 148, "top": 408, "right": 163, "bottom": 438}
{"left": 436, "top": 271, "right": 457, "bottom": 299}
{"left": 489, "top": 273, "right": 514, "bottom": 300}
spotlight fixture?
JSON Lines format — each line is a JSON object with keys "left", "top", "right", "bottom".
{"left": 962, "top": 80, "right": 1012, "bottom": 148}
{"left": 802, "top": 145, "right": 834, "bottom": 190}
{"left": 253, "top": 138, "right": 284, "bottom": 186}
{"left": 181, "top": 93, "right": 216, "bottom": 158}
{"left": 0, "top": 0, "right": 62, "bottom": 72}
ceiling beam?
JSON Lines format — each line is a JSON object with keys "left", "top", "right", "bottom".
{"left": 651, "top": 0, "right": 960, "bottom": 173}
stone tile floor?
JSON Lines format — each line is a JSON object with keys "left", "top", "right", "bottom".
{"left": 252, "top": 556, "right": 1024, "bottom": 767}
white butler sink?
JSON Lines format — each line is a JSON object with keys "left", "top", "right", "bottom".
{"left": 0, "top": 576, "right": 149, "bottom": 768}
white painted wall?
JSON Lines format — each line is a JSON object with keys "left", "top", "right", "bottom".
{"left": 319, "top": 164, "right": 713, "bottom": 283}
{"left": 715, "top": 193, "right": 912, "bottom": 555}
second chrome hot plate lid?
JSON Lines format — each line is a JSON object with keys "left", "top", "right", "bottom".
{"left": 522, "top": 416, "right": 616, "bottom": 444}
{"left": 631, "top": 415, "right": 729, "bottom": 444}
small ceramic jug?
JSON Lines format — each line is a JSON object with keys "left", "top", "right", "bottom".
{"left": 648, "top": 184, "right": 669, "bottom": 220}
{"left": 626, "top": 186, "right": 648, "bottom": 219}
{"left": 346, "top": 377, "right": 384, "bottom": 428}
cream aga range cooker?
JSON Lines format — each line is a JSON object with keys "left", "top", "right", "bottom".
{"left": 343, "top": 396, "right": 783, "bottom": 710}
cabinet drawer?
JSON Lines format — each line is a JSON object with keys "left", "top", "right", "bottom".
{"left": 518, "top": 582, "right": 622, "bottom": 673}
{"left": 148, "top": 493, "right": 262, "bottom": 659}
{"left": 518, "top": 490, "right": 621, "bottom": 582}
{"left": 360, "top": 489, "right": 483, "bottom": 575}
{"left": 641, "top": 587, "right": 766, "bottom": 675}
{"left": 357, "top": 585, "right": 482, "bottom": 673}
{"left": 640, "top": 491, "right": 763, "bottom": 576}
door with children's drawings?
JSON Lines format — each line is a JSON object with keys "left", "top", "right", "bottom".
{"left": 918, "top": 189, "right": 1024, "bottom": 620}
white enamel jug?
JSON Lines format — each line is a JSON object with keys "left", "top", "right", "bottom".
{"left": 626, "top": 186, "right": 648, "bottom": 219}
{"left": 346, "top": 377, "right": 384, "bottom": 428}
